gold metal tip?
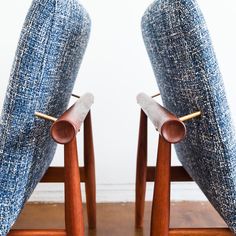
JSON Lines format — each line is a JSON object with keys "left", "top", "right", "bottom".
{"left": 35, "top": 112, "right": 57, "bottom": 122}
{"left": 151, "top": 92, "right": 161, "bottom": 98}
{"left": 71, "top": 94, "right": 80, "bottom": 99}
{"left": 179, "top": 111, "right": 201, "bottom": 122}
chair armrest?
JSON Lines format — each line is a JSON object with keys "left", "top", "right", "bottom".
{"left": 137, "top": 92, "right": 186, "bottom": 143}
{"left": 51, "top": 93, "right": 94, "bottom": 144}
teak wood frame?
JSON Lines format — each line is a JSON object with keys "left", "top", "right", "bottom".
{"left": 8, "top": 93, "right": 96, "bottom": 236}
{"left": 135, "top": 93, "right": 233, "bottom": 236}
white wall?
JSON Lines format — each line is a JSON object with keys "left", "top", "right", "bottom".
{"left": 0, "top": 0, "right": 236, "bottom": 202}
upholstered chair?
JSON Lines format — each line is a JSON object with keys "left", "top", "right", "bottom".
{"left": 136, "top": 0, "right": 236, "bottom": 235}
{"left": 0, "top": 0, "right": 95, "bottom": 235}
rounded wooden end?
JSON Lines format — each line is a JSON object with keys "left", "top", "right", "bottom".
{"left": 51, "top": 120, "right": 76, "bottom": 144}
{"left": 161, "top": 120, "right": 186, "bottom": 143}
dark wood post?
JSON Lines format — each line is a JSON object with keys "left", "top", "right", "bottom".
{"left": 64, "top": 137, "right": 84, "bottom": 236}
{"left": 84, "top": 111, "right": 96, "bottom": 229}
{"left": 151, "top": 135, "right": 171, "bottom": 236}
{"left": 135, "top": 110, "right": 148, "bottom": 228}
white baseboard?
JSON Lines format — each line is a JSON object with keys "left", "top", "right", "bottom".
{"left": 28, "top": 182, "right": 207, "bottom": 203}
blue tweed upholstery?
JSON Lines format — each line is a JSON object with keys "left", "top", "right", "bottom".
{"left": 0, "top": 0, "right": 90, "bottom": 234}
{"left": 142, "top": 0, "right": 236, "bottom": 233}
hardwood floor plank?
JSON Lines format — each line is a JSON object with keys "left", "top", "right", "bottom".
{"left": 12, "top": 202, "right": 228, "bottom": 236}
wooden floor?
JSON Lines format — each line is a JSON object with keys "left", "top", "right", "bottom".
{"left": 13, "top": 202, "right": 227, "bottom": 236}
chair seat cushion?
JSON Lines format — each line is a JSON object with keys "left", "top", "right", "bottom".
{"left": 0, "top": 0, "right": 90, "bottom": 234}
{"left": 142, "top": 0, "right": 236, "bottom": 233}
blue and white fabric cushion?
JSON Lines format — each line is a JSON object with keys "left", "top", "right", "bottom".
{"left": 0, "top": 0, "right": 91, "bottom": 234}
{"left": 142, "top": 0, "right": 236, "bottom": 233}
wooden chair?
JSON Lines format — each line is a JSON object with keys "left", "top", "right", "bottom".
{"left": 8, "top": 93, "right": 96, "bottom": 236}
{"left": 135, "top": 92, "right": 233, "bottom": 236}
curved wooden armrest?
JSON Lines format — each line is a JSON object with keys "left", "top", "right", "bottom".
{"left": 51, "top": 93, "right": 94, "bottom": 144}
{"left": 137, "top": 92, "right": 186, "bottom": 143}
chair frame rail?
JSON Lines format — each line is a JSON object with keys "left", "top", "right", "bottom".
{"left": 8, "top": 93, "right": 96, "bottom": 236}
{"left": 135, "top": 92, "right": 232, "bottom": 236}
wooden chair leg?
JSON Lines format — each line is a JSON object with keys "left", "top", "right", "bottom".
{"left": 151, "top": 135, "right": 171, "bottom": 236}
{"left": 64, "top": 137, "right": 84, "bottom": 236}
{"left": 135, "top": 110, "right": 148, "bottom": 228}
{"left": 84, "top": 111, "right": 96, "bottom": 229}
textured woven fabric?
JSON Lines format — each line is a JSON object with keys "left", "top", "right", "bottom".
{"left": 142, "top": 0, "right": 236, "bottom": 233}
{"left": 0, "top": 0, "right": 90, "bottom": 234}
